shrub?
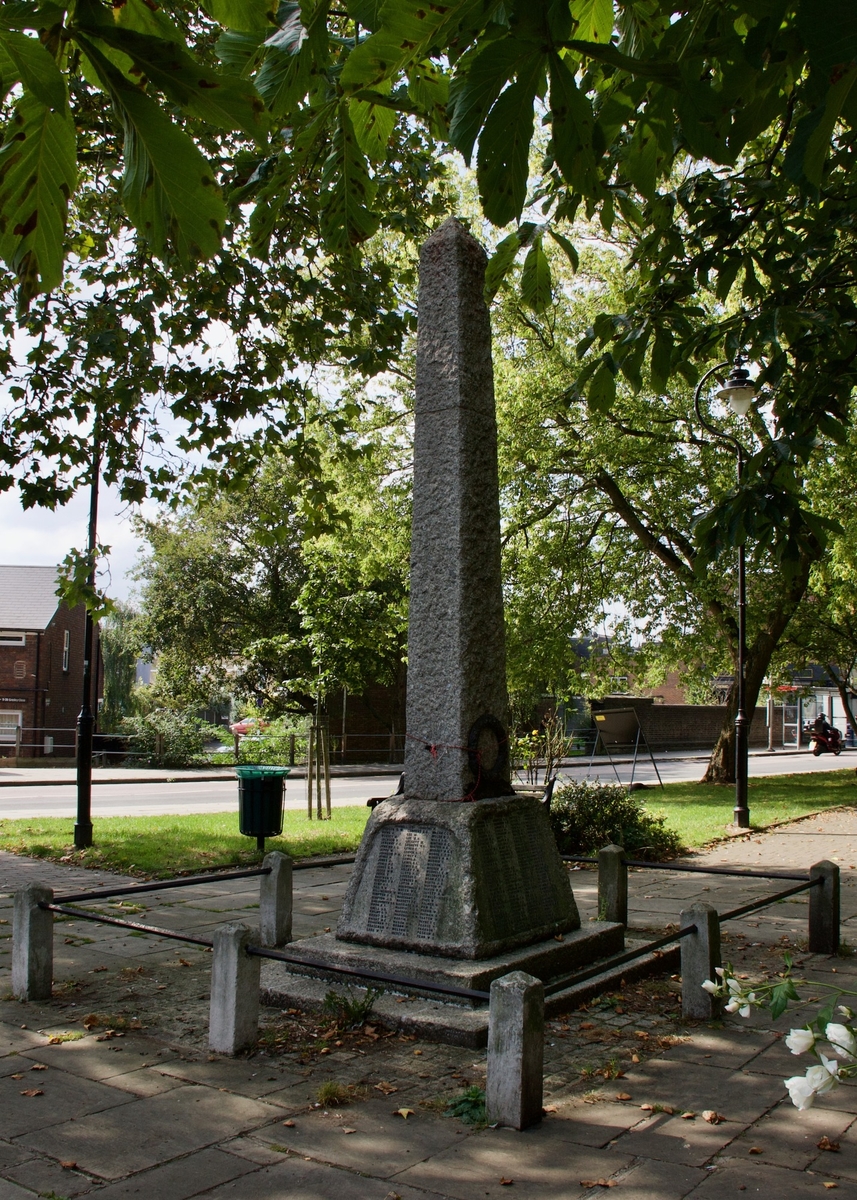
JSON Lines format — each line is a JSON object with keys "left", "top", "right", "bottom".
{"left": 121, "top": 709, "right": 211, "bottom": 768}
{"left": 549, "top": 781, "right": 683, "bottom": 861}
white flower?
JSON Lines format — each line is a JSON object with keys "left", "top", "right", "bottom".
{"left": 785, "top": 1028, "right": 816, "bottom": 1056}
{"left": 701, "top": 980, "right": 718, "bottom": 994}
{"left": 784, "top": 1057, "right": 840, "bottom": 1111}
{"left": 837, "top": 1005, "right": 854, "bottom": 1020}
{"left": 738, "top": 993, "right": 756, "bottom": 1019}
{"left": 727, "top": 978, "right": 741, "bottom": 995}
{"left": 785, "top": 1073, "right": 818, "bottom": 1110}
{"left": 715, "top": 967, "right": 725, "bottom": 978}
{"left": 825, "top": 1023, "right": 857, "bottom": 1060}
{"left": 724, "top": 998, "right": 741, "bottom": 1014}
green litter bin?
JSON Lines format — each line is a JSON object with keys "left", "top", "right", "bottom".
{"left": 235, "top": 765, "right": 291, "bottom": 852}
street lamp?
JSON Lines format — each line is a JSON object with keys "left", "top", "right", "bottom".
{"left": 74, "top": 439, "right": 100, "bottom": 850}
{"left": 694, "top": 358, "right": 758, "bottom": 829}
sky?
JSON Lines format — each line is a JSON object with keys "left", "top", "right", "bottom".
{"left": 1, "top": 484, "right": 148, "bottom": 604}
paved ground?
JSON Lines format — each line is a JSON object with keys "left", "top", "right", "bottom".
{"left": 0, "top": 748, "right": 851, "bottom": 817}
{"left": 0, "top": 809, "right": 857, "bottom": 1197}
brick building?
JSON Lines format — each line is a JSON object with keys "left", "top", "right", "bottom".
{"left": 0, "top": 565, "right": 100, "bottom": 761}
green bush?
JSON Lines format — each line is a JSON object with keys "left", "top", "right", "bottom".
{"left": 121, "top": 709, "right": 212, "bottom": 768}
{"left": 549, "top": 781, "right": 683, "bottom": 861}
{"left": 210, "top": 718, "right": 308, "bottom": 766}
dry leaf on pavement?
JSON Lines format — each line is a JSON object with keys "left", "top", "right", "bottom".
{"left": 60, "top": 1161, "right": 77, "bottom": 1170}
{"left": 500, "top": 1178, "right": 513, "bottom": 1185}
{"left": 615, "top": 1092, "right": 632, "bottom": 1101}
{"left": 817, "top": 1136, "right": 840, "bottom": 1152}
{"left": 375, "top": 1082, "right": 398, "bottom": 1095}
{"left": 20, "top": 1089, "right": 43, "bottom": 1097}
{"left": 394, "top": 1108, "right": 415, "bottom": 1120}
{"left": 580, "top": 1180, "right": 617, "bottom": 1188}
{"left": 702, "top": 1110, "right": 725, "bottom": 1124}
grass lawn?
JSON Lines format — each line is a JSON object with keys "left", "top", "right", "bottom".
{"left": 642, "top": 768, "right": 856, "bottom": 850}
{"left": 0, "top": 770, "right": 853, "bottom": 878}
{"left": 0, "top": 807, "right": 371, "bottom": 878}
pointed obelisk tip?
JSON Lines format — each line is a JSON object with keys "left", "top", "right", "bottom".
{"left": 424, "top": 215, "right": 486, "bottom": 259}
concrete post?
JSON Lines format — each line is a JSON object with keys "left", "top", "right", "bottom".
{"left": 809, "top": 861, "right": 840, "bottom": 955}
{"left": 486, "top": 971, "right": 544, "bottom": 1130}
{"left": 259, "top": 852, "right": 292, "bottom": 947}
{"left": 12, "top": 884, "right": 54, "bottom": 1001}
{"left": 209, "top": 923, "right": 260, "bottom": 1055}
{"left": 680, "top": 903, "right": 721, "bottom": 1019}
{"left": 598, "top": 844, "right": 628, "bottom": 925}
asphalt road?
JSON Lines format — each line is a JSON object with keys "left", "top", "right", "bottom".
{"left": 0, "top": 748, "right": 850, "bottom": 818}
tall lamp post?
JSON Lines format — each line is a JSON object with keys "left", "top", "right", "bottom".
{"left": 74, "top": 440, "right": 101, "bottom": 850}
{"left": 693, "top": 359, "right": 758, "bottom": 829}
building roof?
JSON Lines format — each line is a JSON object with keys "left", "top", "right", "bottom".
{"left": 0, "top": 565, "right": 61, "bottom": 631}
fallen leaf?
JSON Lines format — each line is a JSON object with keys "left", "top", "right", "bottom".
{"left": 9, "top": 1073, "right": 23, "bottom": 1080}
{"left": 282, "top": 1120, "right": 295, "bottom": 1127}
{"left": 554, "top": 933, "right": 564, "bottom": 941}
{"left": 615, "top": 1092, "right": 632, "bottom": 1102}
{"left": 579, "top": 1181, "right": 617, "bottom": 1189}
{"left": 543, "top": 1104, "right": 558, "bottom": 1113}
{"left": 375, "top": 1082, "right": 398, "bottom": 1095}
{"left": 660, "top": 1105, "right": 675, "bottom": 1115}
{"left": 91, "top": 966, "right": 108, "bottom": 973}
{"left": 20, "top": 1089, "right": 43, "bottom": 1097}
{"left": 394, "top": 1108, "right": 415, "bottom": 1120}
{"left": 818, "top": 1136, "right": 840, "bottom": 1152}
{"left": 631, "top": 1054, "right": 640, "bottom": 1064}
{"left": 702, "top": 1110, "right": 725, "bottom": 1125}
{"left": 342, "top": 1128, "right": 356, "bottom": 1135}
{"left": 823, "top": 1184, "right": 838, "bottom": 1190}
{"left": 30, "top": 1064, "right": 47, "bottom": 1072}
{"left": 413, "top": 1050, "right": 422, "bottom": 1056}
{"left": 681, "top": 1112, "right": 696, "bottom": 1120}
{"left": 580, "top": 1022, "right": 595, "bottom": 1030}
{"left": 748, "top": 1147, "right": 763, "bottom": 1155}
{"left": 639, "top": 1104, "right": 653, "bottom": 1111}
{"left": 500, "top": 1178, "right": 514, "bottom": 1185}
{"left": 60, "top": 1161, "right": 77, "bottom": 1170}
{"left": 178, "top": 958, "right": 192, "bottom": 967}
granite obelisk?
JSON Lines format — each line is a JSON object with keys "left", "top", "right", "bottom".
{"left": 404, "top": 217, "right": 513, "bottom": 802}
{"left": 335, "top": 218, "right": 580, "bottom": 959}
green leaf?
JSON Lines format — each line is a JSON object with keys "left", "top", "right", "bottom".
{"left": 0, "top": 28, "right": 66, "bottom": 109}
{"left": 341, "top": 0, "right": 498, "bottom": 88}
{"left": 570, "top": 0, "right": 613, "bottom": 44}
{"left": 476, "top": 55, "right": 543, "bottom": 226}
{"left": 587, "top": 358, "right": 616, "bottom": 412}
{"left": 0, "top": 4, "right": 65, "bottom": 33}
{"left": 347, "top": 0, "right": 385, "bottom": 33}
{"left": 549, "top": 52, "right": 599, "bottom": 194}
{"left": 548, "top": 226, "right": 578, "bottom": 271}
{"left": 349, "top": 86, "right": 396, "bottom": 162}
{"left": 564, "top": 39, "right": 680, "bottom": 83}
{"left": 319, "top": 102, "right": 379, "bottom": 251}
{"left": 797, "top": 0, "right": 857, "bottom": 79}
{"left": 216, "top": 28, "right": 266, "bottom": 74}
{"left": 650, "top": 326, "right": 672, "bottom": 391}
{"left": 255, "top": 42, "right": 311, "bottom": 112}
{"left": 625, "top": 120, "right": 659, "bottom": 200}
{"left": 484, "top": 228, "right": 522, "bottom": 300}
{"left": 448, "top": 38, "right": 522, "bottom": 163}
{"left": 202, "top": 0, "right": 276, "bottom": 32}
{"left": 114, "top": 0, "right": 185, "bottom": 44}
{"left": 407, "top": 60, "right": 448, "bottom": 137}
{"left": 0, "top": 93, "right": 77, "bottom": 304}
{"left": 75, "top": 25, "right": 266, "bottom": 139}
{"left": 520, "top": 236, "right": 552, "bottom": 313}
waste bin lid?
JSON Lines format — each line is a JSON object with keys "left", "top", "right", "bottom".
{"left": 235, "top": 766, "right": 292, "bottom": 779}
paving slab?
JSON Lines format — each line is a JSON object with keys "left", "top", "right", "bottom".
{"left": 0, "top": 1061, "right": 135, "bottom": 1138}
{"left": 2, "top": 1155, "right": 94, "bottom": 1197}
{"left": 612, "top": 1158, "right": 708, "bottom": 1198}
{"left": 725, "top": 1097, "right": 855, "bottom": 1170}
{"left": 194, "top": 1155, "right": 448, "bottom": 1199}
{"left": 684, "top": 1158, "right": 840, "bottom": 1197}
{"left": 0, "top": 1179, "right": 40, "bottom": 1200}
{"left": 156, "top": 1056, "right": 304, "bottom": 1098}
{"left": 611, "top": 1110, "right": 745, "bottom": 1166}
{"left": 253, "top": 1096, "right": 466, "bottom": 1177}
{"left": 81, "top": 1147, "right": 259, "bottom": 1199}
{"left": 392, "top": 1123, "right": 634, "bottom": 1199}
{"left": 18, "top": 1084, "right": 281, "bottom": 1179}
{"left": 613, "top": 1057, "right": 786, "bottom": 1123}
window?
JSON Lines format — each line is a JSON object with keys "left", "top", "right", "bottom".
{"left": 62, "top": 630, "right": 70, "bottom": 672}
{"left": 13, "top": 661, "right": 25, "bottom": 679}
{"left": 0, "top": 712, "right": 22, "bottom": 744}
{"left": 0, "top": 632, "right": 25, "bottom": 646}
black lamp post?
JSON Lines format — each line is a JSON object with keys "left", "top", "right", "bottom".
{"left": 693, "top": 359, "right": 758, "bottom": 829}
{"left": 74, "top": 441, "right": 101, "bottom": 850}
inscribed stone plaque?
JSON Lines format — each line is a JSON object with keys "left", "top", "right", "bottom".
{"left": 365, "top": 824, "right": 453, "bottom": 944}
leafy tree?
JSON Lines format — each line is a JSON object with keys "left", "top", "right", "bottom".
{"left": 98, "top": 600, "right": 140, "bottom": 732}
{"left": 494, "top": 240, "right": 833, "bottom": 782}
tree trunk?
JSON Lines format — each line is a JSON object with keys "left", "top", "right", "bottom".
{"left": 702, "top": 555, "right": 813, "bottom": 784}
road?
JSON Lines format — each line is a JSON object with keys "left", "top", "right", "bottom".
{"left": 0, "top": 748, "right": 850, "bottom": 818}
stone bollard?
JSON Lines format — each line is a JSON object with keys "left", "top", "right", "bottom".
{"left": 809, "top": 861, "right": 840, "bottom": 956}
{"left": 12, "top": 884, "right": 54, "bottom": 1002}
{"left": 598, "top": 844, "right": 628, "bottom": 925}
{"left": 679, "top": 903, "right": 721, "bottom": 1020}
{"left": 259, "top": 852, "right": 292, "bottom": 947}
{"left": 485, "top": 971, "right": 544, "bottom": 1131}
{"left": 209, "top": 923, "right": 260, "bottom": 1055}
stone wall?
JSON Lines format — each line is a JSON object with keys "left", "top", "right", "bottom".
{"left": 592, "top": 695, "right": 769, "bottom": 751}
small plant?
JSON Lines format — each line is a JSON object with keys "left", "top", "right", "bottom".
{"left": 549, "top": 780, "right": 682, "bottom": 861}
{"left": 317, "top": 1081, "right": 351, "bottom": 1107}
{"left": 444, "top": 1085, "right": 486, "bottom": 1126}
{"left": 322, "top": 986, "right": 382, "bottom": 1029}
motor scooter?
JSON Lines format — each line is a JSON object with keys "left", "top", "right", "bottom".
{"left": 805, "top": 723, "right": 843, "bottom": 756}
